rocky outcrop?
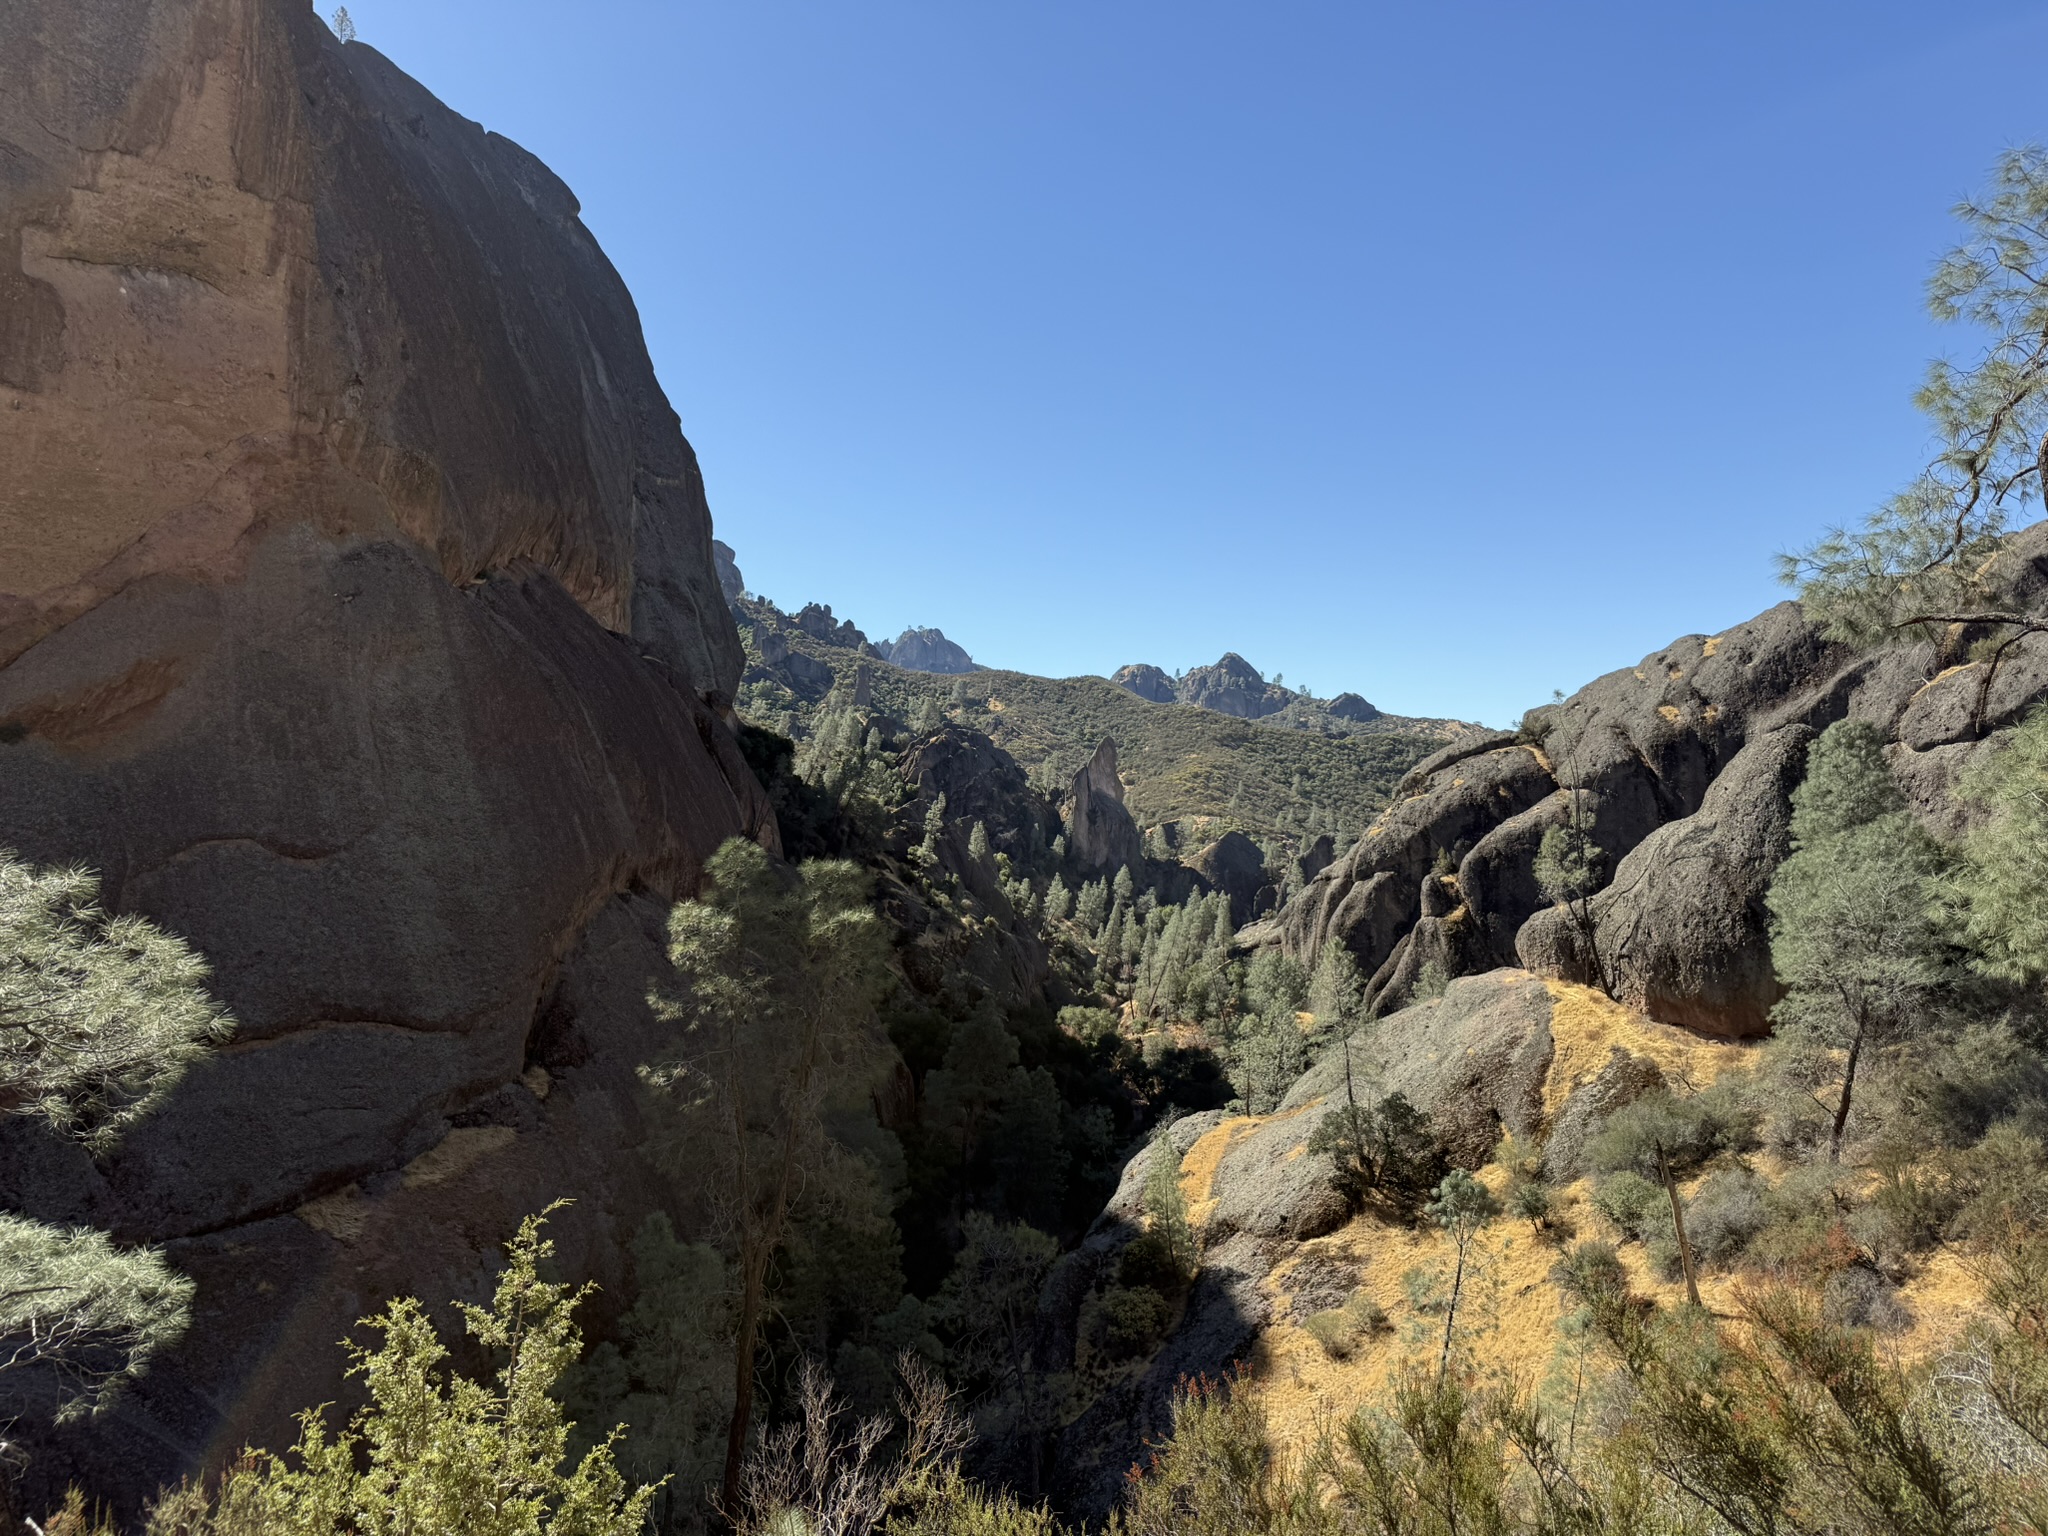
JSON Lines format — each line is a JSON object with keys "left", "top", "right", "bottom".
{"left": 1065, "top": 738, "right": 1144, "bottom": 875}
{"left": 1046, "top": 971, "right": 1560, "bottom": 1518}
{"left": 1110, "top": 662, "right": 1176, "bottom": 703}
{"left": 1190, "top": 830, "right": 1269, "bottom": 926}
{"left": 1178, "top": 653, "right": 1293, "bottom": 719}
{"left": 880, "top": 626, "right": 978, "bottom": 674}
{"left": 1268, "top": 550, "right": 2048, "bottom": 1039}
{"left": 713, "top": 538, "right": 745, "bottom": 602}
{"left": 1, "top": 0, "right": 773, "bottom": 1506}
{"left": 1327, "top": 691, "right": 1380, "bottom": 722}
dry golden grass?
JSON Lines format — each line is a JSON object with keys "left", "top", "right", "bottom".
{"left": 1226, "top": 985, "right": 1986, "bottom": 1459}
{"left": 1542, "top": 980, "right": 1753, "bottom": 1117}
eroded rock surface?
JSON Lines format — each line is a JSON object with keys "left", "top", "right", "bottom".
{"left": 1, "top": 0, "right": 772, "bottom": 1506}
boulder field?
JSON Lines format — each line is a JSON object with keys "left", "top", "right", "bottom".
{"left": 1, "top": 0, "right": 772, "bottom": 1506}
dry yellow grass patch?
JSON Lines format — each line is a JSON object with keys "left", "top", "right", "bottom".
{"left": 1657, "top": 704, "right": 1682, "bottom": 724}
{"left": 1702, "top": 635, "right": 1722, "bottom": 657}
{"left": 1249, "top": 1169, "right": 1566, "bottom": 1452}
{"left": 1181, "top": 1116, "right": 1263, "bottom": 1228}
{"left": 1542, "top": 980, "right": 1754, "bottom": 1117}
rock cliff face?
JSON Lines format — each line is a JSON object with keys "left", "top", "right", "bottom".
{"left": 1065, "top": 738, "right": 1145, "bottom": 875}
{"left": 0, "top": 0, "right": 772, "bottom": 1506}
{"left": 1266, "top": 529, "right": 2048, "bottom": 1033}
{"left": 879, "top": 625, "right": 978, "bottom": 674}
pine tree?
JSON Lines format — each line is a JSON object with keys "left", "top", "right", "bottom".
{"left": 1765, "top": 721, "right": 1949, "bottom": 1162}
{"left": 643, "top": 840, "right": 890, "bottom": 1510}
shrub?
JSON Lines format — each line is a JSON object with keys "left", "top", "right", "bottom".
{"left": 1302, "top": 1291, "right": 1389, "bottom": 1360}
{"left": 1094, "top": 1285, "right": 1171, "bottom": 1358}
{"left": 1591, "top": 1171, "right": 1663, "bottom": 1240}
{"left": 1117, "top": 1231, "right": 1184, "bottom": 1294}
{"left": 1684, "top": 1167, "right": 1770, "bottom": 1266}
{"left": 1822, "top": 1264, "right": 1913, "bottom": 1333}
{"left": 1586, "top": 1086, "right": 1751, "bottom": 1182}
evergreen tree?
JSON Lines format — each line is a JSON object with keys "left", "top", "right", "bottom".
{"left": 0, "top": 850, "right": 232, "bottom": 1422}
{"left": 1765, "top": 722, "right": 1949, "bottom": 1162}
{"left": 0, "top": 850, "right": 234, "bottom": 1149}
{"left": 967, "top": 820, "right": 993, "bottom": 866}
{"left": 644, "top": 840, "right": 890, "bottom": 1510}
{"left": 178, "top": 1210, "right": 659, "bottom": 1534}
{"left": 1942, "top": 706, "right": 2048, "bottom": 982}
{"left": 1784, "top": 148, "right": 2048, "bottom": 727}
{"left": 1306, "top": 939, "right": 1365, "bottom": 1038}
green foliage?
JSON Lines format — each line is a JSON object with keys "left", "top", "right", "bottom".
{"left": 1305, "top": 940, "right": 1365, "bottom": 1041}
{"left": 1303, "top": 1293, "right": 1389, "bottom": 1361}
{"left": 0, "top": 849, "right": 234, "bottom": 1150}
{"left": 164, "top": 1210, "right": 659, "bottom": 1535}
{"left": 1782, "top": 147, "right": 2048, "bottom": 655}
{"left": 565, "top": 1213, "right": 732, "bottom": 1528}
{"left": 0, "top": 1215, "right": 193, "bottom": 1423}
{"left": 1141, "top": 1134, "right": 1196, "bottom": 1285}
{"left": 1767, "top": 721, "right": 1953, "bottom": 1161}
{"left": 1412, "top": 958, "right": 1451, "bottom": 1002}
{"left": 932, "top": 1214, "right": 1057, "bottom": 1397}
{"left": 1585, "top": 1087, "right": 1751, "bottom": 1182}
{"left": 923, "top": 1010, "right": 1069, "bottom": 1222}
{"left": 1093, "top": 1286, "right": 1171, "bottom": 1359}
{"left": 1943, "top": 707, "right": 2048, "bottom": 983}
{"left": 643, "top": 839, "right": 893, "bottom": 1506}
{"left": 1309, "top": 1082, "right": 1447, "bottom": 1221}
{"left": 1111, "top": 1372, "right": 1328, "bottom": 1536}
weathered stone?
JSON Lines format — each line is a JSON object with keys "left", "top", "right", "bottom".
{"left": 1542, "top": 1049, "right": 1666, "bottom": 1181}
{"left": 1110, "top": 662, "right": 1176, "bottom": 703}
{"left": 881, "top": 626, "right": 977, "bottom": 674}
{"left": 1065, "top": 737, "right": 1144, "bottom": 875}
{"left": 0, "top": 0, "right": 775, "bottom": 1507}
{"left": 1581, "top": 725, "right": 1813, "bottom": 1038}
{"left": 1190, "top": 830, "right": 1269, "bottom": 927}
{"left": 1327, "top": 691, "right": 1381, "bottom": 722}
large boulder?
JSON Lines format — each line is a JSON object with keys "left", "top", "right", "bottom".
{"left": 1189, "top": 829, "right": 1269, "bottom": 927}
{"left": 1, "top": 0, "right": 774, "bottom": 1507}
{"left": 1278, "top": 742, "right": 1554, "bottom": 977}
{"left": 1576, "top": 724, "right": 1814, "bottom": 1038}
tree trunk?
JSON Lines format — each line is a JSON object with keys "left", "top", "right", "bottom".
{"left": 1438, "top": 1243, "right": 1465, "bottom": 1384}
{"left": 1659, "top": 1141, "right": 1701, "bottom": 1309}
{"left": 719, "top": 1246, "right": 768, "bottom": 1518}
{"left": 1830, "top": 1021, "right": 1866, "bottom": 1165}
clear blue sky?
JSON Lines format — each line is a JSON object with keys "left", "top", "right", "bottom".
{"left": 337, "top": 1, "right": 2048, "bottom": 726}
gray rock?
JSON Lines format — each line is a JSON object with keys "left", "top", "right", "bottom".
{"left": 882, "top": 626, "right": 978, "bottom": 675}
{"left": 1578, "top": 725, "right": 1813, "bottom": 1038}
{"left": 1542, "top": 1049, "right": 1667, "bottom": 1181}
{"left": 0, "top": 1, "right": 775, "bottom": 1508}
{"left": 1190, "top": 830, "right": 1269, "bottom": 927}
{"left": 1111, "top": 663, "right": 1176, "bottom": 703}
{"left": 1066, "top": 738, "right": 1145, "bottom": 875}
{"left": 1177, "top": 653, "right": 1292, "bottom": 719}
{"left": 713, "top": 539, "right": 745, "bottom": 603}
{"left": 1327, "top": 692, "right": 1381, "bottom": 722}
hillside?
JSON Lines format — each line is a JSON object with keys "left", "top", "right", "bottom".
{"left": 733, "top": 595, "right": 1477, "bottom": 845}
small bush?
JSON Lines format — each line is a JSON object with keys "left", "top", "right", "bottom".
{"left": 1118, "top": 1230, "right": 1185, "bottom": 1295}
{"left": 1510, "top": 1179, "right": 1556, "bottom": 1233}
{"left": 1586, "top": 1085, "right": 1753, "bottom": 1182}
{"left": 1822, "top": 1264, "right": 1913, "bottom": 1333}
{"left": 1684, "top": 1167, "right": 1770, "bottom": 1266}
{"left": 1592, "top": 1170, "right": 1663, "bottom": 1240}
{"left": 1303, "top": 1291, "right": 1389, "bottom": 1359}
{"left": 1095, "top": 1285, "right": 1171, "bottom": 1358}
